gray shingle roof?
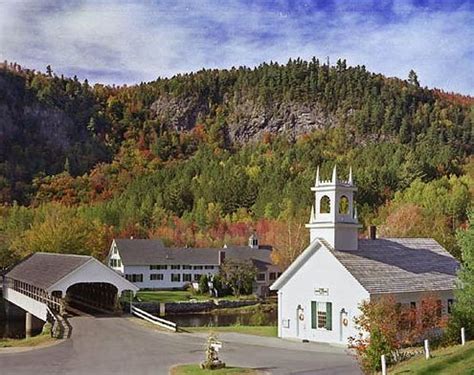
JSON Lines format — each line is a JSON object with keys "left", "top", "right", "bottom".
{"left": 5, "top": 252, "right": 91, "bottom": 290}
{"left": 331, "top": 238, "right": 459, "bottom": 294}
{"left": 224, "top": 246, "right": 274, "bottom": 271}
{"left": 113, "top": 239, "right": 276, "bottom": 270}
{"left": 114, "top": 239, "right": 220, "bottom": 266}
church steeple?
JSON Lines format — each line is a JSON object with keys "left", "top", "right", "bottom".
{"left": 306, "top": 165, "right": 361, "bottom": 250}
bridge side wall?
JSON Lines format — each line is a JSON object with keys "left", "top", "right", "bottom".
{"left": 48, "top": 260, "right": 138, "bottom": 296}
{"left": 3, "top": 287, "right": 48, "bottom": 321}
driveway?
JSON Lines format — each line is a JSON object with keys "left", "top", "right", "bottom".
{"left": 0, "top": 316, "right": 360, "bottom": 375}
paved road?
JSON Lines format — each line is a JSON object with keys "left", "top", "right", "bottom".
{"left": 0, "top": 316, "right": 360, "bottom": 375}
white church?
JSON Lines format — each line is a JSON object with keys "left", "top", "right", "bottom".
{"left": 270, "top": 166, "right": 459, "bottom": 345}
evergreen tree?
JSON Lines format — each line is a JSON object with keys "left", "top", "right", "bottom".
{"left": 408, "top": 69, "right": 420, "bottom": 87}
{"left": 448, "top": 211, "right": 474, "bottom": 341}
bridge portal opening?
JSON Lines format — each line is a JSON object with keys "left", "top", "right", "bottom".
{"left": 65, "top": 282, "right": 119, "bottom": 315}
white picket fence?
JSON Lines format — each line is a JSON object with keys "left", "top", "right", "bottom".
{"left": 131, "top": 305, "right": 177, "bottom": 332}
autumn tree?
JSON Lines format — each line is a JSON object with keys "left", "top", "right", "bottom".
{"left": 350, "top": 295, "right": 447, "bottom": 372}
{"left": 265, "top": 220, "right": 309, "bottom": 269}
{"left": 10, "top": 204, "right": 109, "bottom": 260}
{"left": 219, "top": 259, "right": 257, "bottom": 296}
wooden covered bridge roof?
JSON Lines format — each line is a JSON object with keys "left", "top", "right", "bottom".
{"left": 5, "top": 253, "right": 91, "bottom": 290}
{"left": 4, "top": 252, "right": 138, "bottom": 294}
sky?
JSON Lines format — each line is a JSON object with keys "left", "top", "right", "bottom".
{"left": 0, "top": 0, "right": 473, "bottom": 94}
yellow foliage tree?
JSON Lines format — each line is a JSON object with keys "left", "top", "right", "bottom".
{"left": 10, "top": 204, "right": 108, "bottom": 260}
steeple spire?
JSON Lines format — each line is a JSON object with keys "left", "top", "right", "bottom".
{"left": 315, "top": 166, "right": 320, "bottom": 187}
{"left": 332, "top": 165, "right": 337, "bottom": 183}
{"left": 348, "top": 166, "right": 353, "bottom": 184}
{"left": 310, "top": 204, "right": 315, "bottom": 222}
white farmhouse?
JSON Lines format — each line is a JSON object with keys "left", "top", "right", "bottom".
{"left": 270, "top": 166, "right": 459, "bottom": 345}
{"left": 106, "top": 236, "right": 280, "bottom": 296}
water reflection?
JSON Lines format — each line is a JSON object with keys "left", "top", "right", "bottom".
{"left": 164, "top": 310, "right": 277, "bottom": 327}
{"left": 0, "top": 296, "right": 43, "bottom": 339}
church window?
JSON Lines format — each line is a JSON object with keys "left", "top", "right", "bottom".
{"left": 311, "top": 301, "right": 332, "bottom": 330}
{"left": 339, "top": 195, "right": 349, "bottom": 214}
{"left": 320, "top": 196, "right": 331, "bottom": 213}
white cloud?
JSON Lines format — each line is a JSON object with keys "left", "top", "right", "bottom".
{"left": 0, "top": 0, "right": 472, "bottom": 94}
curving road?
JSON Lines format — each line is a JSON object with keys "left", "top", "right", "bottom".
{"left": 0, "top": 316, "right": 360, "bottom": 375}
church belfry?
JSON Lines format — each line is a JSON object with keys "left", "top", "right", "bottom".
{"left": 306, "top": 165, "right": 361, "bottom": 250}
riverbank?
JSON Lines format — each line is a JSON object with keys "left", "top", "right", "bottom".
{"left": 0, "top": 331, "right": 55, "bottom": 349}
{"left": 184, "top": 325, "right": 277, "bottom": 337}
{"left": 136, "top": 290, "right": 258, "bottom": 303}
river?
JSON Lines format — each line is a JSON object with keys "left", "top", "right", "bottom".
{"left": 164, "top": 309, "right": 277, "bottom": 327}
{"left": 0, "top": 294, "right": 42, "bottom": 339}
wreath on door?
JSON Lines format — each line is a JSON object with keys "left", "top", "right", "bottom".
{"left": 342, "top": 318, "right": 349, "bottom": 326}
{"left": 298, "top": 313, "right": 305, "bottom": 321}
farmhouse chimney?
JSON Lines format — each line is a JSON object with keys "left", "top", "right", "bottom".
{"left": 219, "top": 250, "right": 226, "bottom": 265}
{"left": 369, "top": 226, "right": 377, "bottom": 240}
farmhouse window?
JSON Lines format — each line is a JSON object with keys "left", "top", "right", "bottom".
{"left": 109, "top": 259, "right": 121, "bottom": 268}
{"left": 171, "top": 265, "right": 181, "bottom": 270}
{"left": 171, "top": 274, "right": 181, "bottom": 282}
{"left": 311, "top": 301, "right": 332, "bottom": 330}
{"left": 204, "top": 265, "right": 214, "bottom": 269}
{"left": 193, "top": 265, "right": 203, "bottom": 270}
{"left": 150, "top": 265, "right": 167, "bottom": 270}
{"left": 194, "top": 274, "right": 202, "bottom": 281}
{"left": 125, "top": 274, "right": 143, "bottom": 283}
{"left": 183, "top": 274, "right": 192, "bottom": 282}
{"left": 150, "top": 274, "right": 163, "bottom": 281}
{"left": 269, "top": 272, "right": 277, "bottom": 281}
{"left": 257, "top": 273, "right": 266, "bottom": 281}
{"left": 182, "top": 265, "right": 192, "bottom": 270}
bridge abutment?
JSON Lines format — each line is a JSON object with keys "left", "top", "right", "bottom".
{"left": 25, "top": 312, "right": 32, "bottom": 338}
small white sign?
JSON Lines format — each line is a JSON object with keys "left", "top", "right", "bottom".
{"left": 211, "top": 342, "right": 222, "bottom": 351}
{"left": 314, "top": 287, "right": 329, "bottom": 296}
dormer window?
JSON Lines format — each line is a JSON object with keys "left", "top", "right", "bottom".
{"left": 248, "top": 233, "right": 259, "bottom": 249}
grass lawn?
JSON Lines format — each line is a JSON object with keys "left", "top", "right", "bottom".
{"left": 390, "top": 341, "right": 474, "bottom": 374}
{"left": 136, "top": 290, "right": 198, "bottom": 303}
{"left": 185, "top": 325, "right": 277, "bottom": 337}
{"left": 0, "top": 332, "right": 55, "bottom": 348}
{"left": 170, "top": 364, "right": 259, "bottom": 374}
{"left": 136, "top": 290, "right": 256, "bottom": 303}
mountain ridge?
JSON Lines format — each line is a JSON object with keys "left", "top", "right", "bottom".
{"left": 0, "top": 58, "right": 472, "bottom": 204}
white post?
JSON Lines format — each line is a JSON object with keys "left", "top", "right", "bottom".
{"left": 381, "top": 354, "right": 387, "bottom": 375}
{"left": 25, "top": 312, "right": 32, "bottom": 339}
{"left": 461, "top": 327, "right": 466, "bottom": 346}
{"left": 424, "top": 339, "right": 430, "bottom": 359}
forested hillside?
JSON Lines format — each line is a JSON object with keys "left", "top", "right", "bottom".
{"left": 0, "top": 59, "right": 472, "bottom": 268}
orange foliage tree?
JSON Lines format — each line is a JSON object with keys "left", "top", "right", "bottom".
{"left": 350, "top": 294, "right": 448, "bottom": 372}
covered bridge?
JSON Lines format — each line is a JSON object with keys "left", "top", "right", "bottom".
{"left": 2, "top": 253, "right": 138, "bottom": 333}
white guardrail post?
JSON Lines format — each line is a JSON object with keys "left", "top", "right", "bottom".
{"left": 381, "top": 354, "right": 387, "bottom": 375}
{"left": 461, "top": 327, "right": 466, "bottom": 346}
{"left": 131, "top": 306, "right": 177, "bottom": 332}
{"left": 424, "top": 339, "right": 430, "bottom": 359}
